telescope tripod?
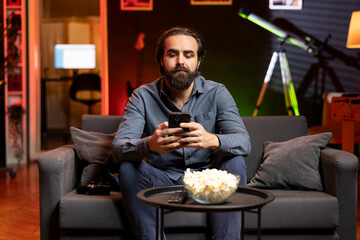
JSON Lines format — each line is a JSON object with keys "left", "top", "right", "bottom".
{"left": 297, "top": 57, "right": 344, "bottom": 101}
{"left": 253, "top": 50, "right": 300, "bottom": 116}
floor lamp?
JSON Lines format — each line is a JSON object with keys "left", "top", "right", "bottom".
{"left": 346, "top": 11, "right": 360, "bottom": 49}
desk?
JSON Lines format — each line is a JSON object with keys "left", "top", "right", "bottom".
{"left": 331, "top": 94, "right": 360, "bottom": 153}
{"left": 41, "top": 77, "right": 72, "bottom": 137}
{"left": 137, "top": 185, "right": 275, "bottom": 240}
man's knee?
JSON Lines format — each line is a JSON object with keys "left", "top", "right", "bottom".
{"left": 119, "top": 161, "right": 134, "bottom": 173}
{"left": 216, "top": 156, "right": 247, "bottom": 186}
{"left": 119, "top": 160, "right": 149, "bottom": 175}
{"left": 217, "top": 156, "right": 246, "bottom": 171}
{"left": 119, "top": 160, "right": 161, "bottom": 190}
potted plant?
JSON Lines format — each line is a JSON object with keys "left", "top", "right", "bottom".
{"left": 7, "top": 104, "right": 24, "bottom": 164}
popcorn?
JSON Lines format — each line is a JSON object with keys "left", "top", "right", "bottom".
{"left": 183, "top": 168, "right": 240, "bottom": 204}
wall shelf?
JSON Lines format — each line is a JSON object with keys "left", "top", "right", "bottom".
{"left": 7, "top": 91, "right": 23, "bottom": 95}
{"left": 6, "top": 6, "right": 21, "bottom": 10}
{"left": 3, "top": 0, "right": 27, "bottom": 166}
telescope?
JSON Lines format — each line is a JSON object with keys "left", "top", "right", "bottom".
{"left": 239, "top": 8, "right": 316, "bottom": 54}
{"left": 238, "top": 8, "right": 302, "bottom": 116}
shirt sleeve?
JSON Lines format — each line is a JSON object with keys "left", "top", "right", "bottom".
{"left": 212, "top": 85, "right": 251, "bottom": 157}
{"left": 112, "top": 89, "right": 152, "bottom": 163}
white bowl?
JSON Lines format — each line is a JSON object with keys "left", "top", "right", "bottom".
{"left": 183, "top": 168, "right": 240, "bottom": 204}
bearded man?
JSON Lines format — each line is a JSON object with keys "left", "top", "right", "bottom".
{"left": 112, "top": 27, "right": 251, "bottom": 240}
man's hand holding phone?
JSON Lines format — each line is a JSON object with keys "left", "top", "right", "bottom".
{"left": 146, "top": 121, "right": 184, "bottom": 153}
{"left": 168, "top": 112, "right": 219, "bottom": 150}
{"left": 176, "top": 121, "right": 220, "bottom": 150}
{"left": 146, "top": 112, "right": 190, "bottom": 153}
{"left": 146, "top": 112, "right": 220, "bottom": 153}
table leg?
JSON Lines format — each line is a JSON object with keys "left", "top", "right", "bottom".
{"left": 257, "top": 208, "right": 262, "bottom": 240}
{"left": 155, "top": 208, "right": 165, "bottom": 240}
{"left": 241, "top": 211, "right": 245, "bottom": 240}
{"left": 156, "top": 208, "right": 160, "bottom": 240}
{"left": 160, "top": 208, "right": 164, "bottom": 240}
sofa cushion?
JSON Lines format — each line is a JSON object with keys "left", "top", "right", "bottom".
{"left": 243, "top": 189, "right": 338, "bottom": 230}
{"left": 60, "top": 189, "right": 338, "bottom": 232}
{"left": 248, "top": 132, "right": 332, "bottom": 191}
{"left": 60, "top": 190, "right": 127, "bottom": 230}
{"left": 59, "top": 190, "right": 207, "bottom": 230}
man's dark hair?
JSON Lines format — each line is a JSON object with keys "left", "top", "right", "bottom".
{"left": 156, "top": 27, "right": 206, "bottom": 74}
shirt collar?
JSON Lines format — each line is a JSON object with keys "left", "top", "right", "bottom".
{"left": 193, "top": 75, "right": 205, "bottom": 95}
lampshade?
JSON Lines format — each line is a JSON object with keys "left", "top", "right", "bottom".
{"left": 347, "top": 10, "right": 360, "bottom": 48}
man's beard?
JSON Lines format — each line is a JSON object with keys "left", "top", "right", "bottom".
{"left": 164, "top": 66, "right": 198, "bottom": 90}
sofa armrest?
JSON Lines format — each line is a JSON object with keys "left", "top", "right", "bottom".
{"left": 320, "top": 147, "right": 358, "bottom": 240}
{"left": 38, "top": 145, "right": 77, "bottom": 240}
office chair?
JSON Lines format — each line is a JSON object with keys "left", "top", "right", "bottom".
{"left": 69, "top": 73, "right": 101, "bottom": 114}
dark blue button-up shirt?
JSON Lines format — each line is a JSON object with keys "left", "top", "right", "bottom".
{"left": 112, "top": 75, "right": 251, "bottom": 181}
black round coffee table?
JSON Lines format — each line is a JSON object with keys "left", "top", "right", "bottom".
{"left": 137, "top": 185, "right": 275, "bottom": 240}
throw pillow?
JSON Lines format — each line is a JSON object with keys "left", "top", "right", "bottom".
{"left": 248, "top": 132, "right": 332, "bottom": 191}
{"left": 70, "top": 127, "right": 119, "bottom": 189}
{"left": 70, "top": 126, "right": 115, "bottom": 164}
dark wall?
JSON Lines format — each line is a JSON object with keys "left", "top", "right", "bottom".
{"left": 107, "top": 0, "right": 360, "bottom": 125}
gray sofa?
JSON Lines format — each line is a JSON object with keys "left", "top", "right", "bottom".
{"left": 38, "top": 114, "right": 358, "bottom": 240}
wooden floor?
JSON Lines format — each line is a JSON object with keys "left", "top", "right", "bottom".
{"left": 0, "top": 162, "right": 40, "bottom": 240}
{"left": 0, "top": 162, "right": 360, "bottom": 240}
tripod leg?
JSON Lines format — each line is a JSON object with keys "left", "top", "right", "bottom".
{"left": 289, "top": 81, "right": 299, "bottom": 115}
{"left": 253, "top": 52, "right": 278, "bottom": 116}
{"left": 297, "top": 63, "right": 320, "bottom": 98}
{"left": 279, "top": 52, "right": 300, "bottom": 116}
{"left": 325, "top": 66, "right": 345, "bottom": 92}
{"left": 253, "top": 82, "right": 269, "bottom": 116}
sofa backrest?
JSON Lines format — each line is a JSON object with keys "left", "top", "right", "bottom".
{"left": 242, "top": 116, "right": 307, "bottom": 181}
{"left": 81, "top": 114, "right": 308, "bottom": 182}
{"left": 82, "top": 114, "right": 122, "bottom": 133}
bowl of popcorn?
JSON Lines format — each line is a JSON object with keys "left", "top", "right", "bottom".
{"left": 183, "top": 168, "right": 240, "bottom": 204}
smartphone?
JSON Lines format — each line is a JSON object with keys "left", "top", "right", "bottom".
{"left": 168, "top": 112, "right": 190, "bottom": 130}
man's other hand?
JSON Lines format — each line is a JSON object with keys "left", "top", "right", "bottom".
{"left": 176, "top": 122, "right": 220, "bottom": 150}
{"left": 146, "top": 121, "right": 186, "bottom": 153}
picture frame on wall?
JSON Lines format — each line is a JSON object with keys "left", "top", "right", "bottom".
{"left": 191, "top": 0, "right": 232, "bottom": 6}
{"left": 269, "top": 0, "right": 302, "bottom": 10}
{"left": 120, "top": 0, "right": 153, "bottom": 11}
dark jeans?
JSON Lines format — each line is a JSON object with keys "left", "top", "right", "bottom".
{"left": 119, "top": 156, "right": 247, "bottom": 240}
